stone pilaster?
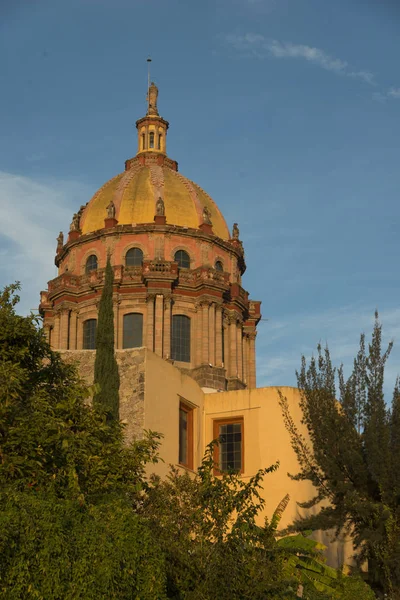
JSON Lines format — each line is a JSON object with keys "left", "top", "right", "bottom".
{"left": 194, "top": 303, "right": 202, "bottom": 367}
{"left": 163, "top": 296, "right": 172, "bottom": 358}
{"left": 52, "top": 311, "right": 61, "bottom": 350}
{"left": 209, "top": 302, "right": 216, "bottom": 366}
{"left": 43, "top": 324, "right": 51, "bottom": 345}
{"left": 69, "top": 310, "right": 78, "bottom": 350}
{"left": 236, "top": 320, "right": 243, "bottom": 382}
{"left": 146, "top": 294, "right": 155, "bottom": 352}
{"left": 76, "top": 313, "right": 83, "bottom": 350}
{"left": 223, "top": 314, "right": 229, "bottom": 370}
{"left": 215, "top": 304, "right": 223, "bottom": 367}
{"left": 59, "top": 309, "right": 69, "bottom": 350}
{"left": 228, "top": 316, "right": 238, "bottom": 378}
{"left": 249, "top": 331, "right": 257, "bottom": 388}
{"left": 202, "top": 301, "right": 209, "bottom": 365}
{"left": 154, "top": 294, "right": 164, "bottom": 356}
{"left": 243, "top": 333, "right": 249, "bottom": 385}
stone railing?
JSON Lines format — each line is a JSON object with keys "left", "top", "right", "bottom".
{"left": 179, "top": 266, "right": 230, "bottom": 286}
{"left": 46, "top": 263, "right": 232, "bottom": 297}
{"left": 143, "top": 261, "right": 178, "bottom": 277}
{"left": 48, "top": 273, "right": 80, "bottom": 293}
{"left": 124, "top": 266, "right": 143, "bottom": 281}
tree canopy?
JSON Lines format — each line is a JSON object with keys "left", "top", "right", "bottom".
{"left": 0, "top": 283, "right": 375, "bottom": 599}
{"left": 279, "top": 313, "right": 400, "bottom": 598}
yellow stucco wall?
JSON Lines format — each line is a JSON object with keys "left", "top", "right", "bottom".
{"left": 204, "top": 387, "right": 314, "bottom": 529}
{"left": 144, "top": 351, "right": 205, "bottom": 478}
{"left": 142, "top": 354, "right": 352, "bottom": 566}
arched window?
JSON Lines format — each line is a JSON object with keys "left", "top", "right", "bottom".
{"left": 123, "top": 313, "right": 143, "bottom": 349}
{"left": 125, "top": 247, "right": 143, "bottom": 267}
{"left": 83, "top": 319, "right": 97, "bottom": 349}
{"left": 158, "top": 133, "right": 162, "bottom": 150}
{"left": 149, "top": 131, "right": 155, "bottom": 148}
{"left": 174, "top": 250, "right": 190, "bottom": 269}
{"left": 171, "top": 315, "right": 191, "bottom": 362}
{"left": 85, "top": 254, "right": 98, "bottom": 273}
{"left": 215, "top": 260, "right": 223, "bottom": 272}
{"left": 141, "top": 133, "right": 146, "bottom": 150}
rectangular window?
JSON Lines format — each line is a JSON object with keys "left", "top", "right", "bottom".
{"left": 123, "top": 313, "right": 143, "bottom": 349}
{"left": 171, "top": 315, "right": 191, "bottom": 362}
{"left": 83, "top": 319, "right": 97, "bottom": 349}
{"left": 213, "top": 418, "right": 244, "bottom": 474}
{"left": 179, "top": 402, "right": 193, "bottom": 469}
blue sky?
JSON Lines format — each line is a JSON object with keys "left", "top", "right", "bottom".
{"left": 1, "top": 0, "right": 400, "bottom": 395}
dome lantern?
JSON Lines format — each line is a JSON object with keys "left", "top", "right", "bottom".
{"left": 136, "top": 81, "right": 169, "bottom": 155}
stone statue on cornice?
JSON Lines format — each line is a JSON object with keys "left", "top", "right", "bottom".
{"left": 106, "top": 200, "right": 116, "bottom": 219}
{"left": 56, "top": 231, "right": 64, "bottom": 250}
{"left": 156, "top": 196, "right": 165, "bottom": 216}
{"left": 70, "top": 213, "right": 80, "bottom": 231}
{"left": 202, "top": 206, "right": 212, "bottom": 225}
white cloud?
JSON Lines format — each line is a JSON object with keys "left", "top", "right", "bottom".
{"left": 222, "top": 33, "right": 375, "bottom": 85}
{"left": 0, "top": 171, "right": 91, "bottom": 315}
{"left": 372, "top": 87, "right": 400, "bottom": 102}
{"left": 388, "top": 88, "right": 400, "bottom": 98}
{"left": 267, "top": 40, "right": 348, "bottom": 74}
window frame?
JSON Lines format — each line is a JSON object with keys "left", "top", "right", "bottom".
{"left": 125, "top": 247, "right": 144, "bottom": 267}
{"left": 174, "top": 250, "right": 190, "bottom": 269}
{"left": 83, "top": 318, "right": 97, "bottom": 349}
{"left": 85, "top": 254, "right": 98, "bottom": 274}
{"left": 213, "top": 417, "right": 244, "bottom": 475}
{"left": 179, "top": 401, "right": 194, "bottom": 470}
{"left": 149, "top": 131, "right": 155, "bottom": 148}
{"left": 122, "top": 312, "right": 143, "bottom": 349}
{"left": 171, "top": 314, "right": 191, "bottom": 363}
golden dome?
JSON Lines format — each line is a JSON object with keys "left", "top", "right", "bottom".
{"left": 79, "top": 159, "right": 230, "bottom": 240}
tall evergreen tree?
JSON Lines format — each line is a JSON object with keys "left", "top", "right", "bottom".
{"left": 93, "top": 253, "right": 120, "bottom": 421}
{"left": 279, "top": 313, "right": 400, "bottom": 597}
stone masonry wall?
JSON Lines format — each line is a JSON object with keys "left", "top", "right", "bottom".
{"left": 60, "top": 348, "right": 146, "bottom": 444}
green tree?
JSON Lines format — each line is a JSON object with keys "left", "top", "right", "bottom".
{"left": 0, "top": 283, "right": 376, "bottom": 599}
{"left": 93, "top": 253, "right": 120, "bottom": 421}
{"left": 142, "top": 445, "right": 374, "bottom": 599}
{"left": 0, "top": 283, "right": 165, "bottom": 599}
{"left": 142, "top": 448, "right": 298, "bottom": 599}
{"left": 278, "top": 313, "right": 400, "bottom": 597}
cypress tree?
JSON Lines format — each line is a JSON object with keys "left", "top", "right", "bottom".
{"left": 279, "top": 313, "right": 400, "bottom": 597}
{"left": 93, "top": 253, "right": 120, "bottom": 421}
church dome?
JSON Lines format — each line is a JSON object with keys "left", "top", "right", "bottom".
{"left": 40, "top": 78, "right": 261, "bottom": 394}
{"left": 79, "top": 158, "right": 230, "bottom": 240}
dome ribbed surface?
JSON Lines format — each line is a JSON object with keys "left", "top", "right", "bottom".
{"left": 79, "top": 163, "right": 230, "bottom": 240}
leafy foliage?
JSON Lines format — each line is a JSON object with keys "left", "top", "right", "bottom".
{"left": 278, "top": 313, "right": 400, "bottom": 597}
{"left": 278, "top": 533, "right": 374, "bottom": 600}
{"left": 0, "top": 283, "right": 376, "bottom": 599}
{"left": 142, "top": 445, "right": 374, "bottom": 599}
{"left": 93, "top": 253, "right": 120, "bottom": 421}
{"left": 0, "top": 490, "right": 165, "bottom": 600}
{"left": 0, "top": 283, "right": 165, "bottom": 598}
{"left": 142, "top": 447, "right": 299, "bottom": 599}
